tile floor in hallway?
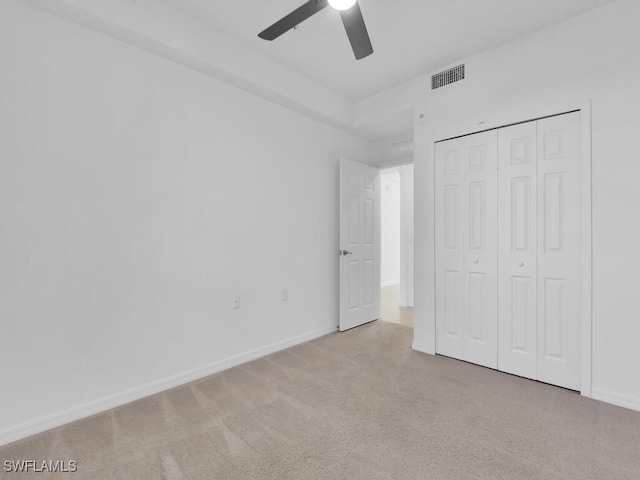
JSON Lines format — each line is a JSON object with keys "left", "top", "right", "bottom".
{"left": 380, "top": 284, "right": 413, "bottom": 327}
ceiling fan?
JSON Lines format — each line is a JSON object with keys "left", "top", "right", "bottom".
{"left": 258, "top": 0, "right": 373, "bottom": 60}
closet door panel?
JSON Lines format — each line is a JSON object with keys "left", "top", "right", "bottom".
{"left": 435, "top": 142, "right": 464, "bottom": 359}
{"left": 498, "top": 122, "right": 538, "bottom": 379}
{"left": 537, "top": 112, "right": 581, "bottom": 391}
{"left": 463, "top": 132, "right": 498, "bottom": 369}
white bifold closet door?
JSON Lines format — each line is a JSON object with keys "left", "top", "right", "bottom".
{"left": 536, "top": 113, "right": 582, "bottom": 390}
{"left": 499, "top": 113, "right": 582, "bottom": 390}
{"left": 497, "top": 121, "right": 539, "bottom": 380}
{"left": 435, "top": 130, "right": 498, "bottom": 369}
{"left": 436, "top": 111, "right": 582, "bottom": 391}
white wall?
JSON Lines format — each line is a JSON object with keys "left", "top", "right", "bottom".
{"left": 371, "top": 132, "right": 414, "bottom": 169}
{"left": 20, "top": 0, "right": 356, "bottom": 131}
{"left": 0, "top": 0, "right": 371, "bottom": 442}
{"left": 380, "top": 169, "right": 401, "bottom": 287}
{"left": 380, "top": 165, "right": 414, "bottom": 306}
{"left": 412, "top": 0, "right": 640, "bottom": 410}
{"left": 398, "top": 165, "right": 414, "bottom": 308}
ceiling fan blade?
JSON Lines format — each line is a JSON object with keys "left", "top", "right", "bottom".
{"left": 258, "top": 0, "right": 329, "bottom": 41}
{"left": 340, "top": 2, "right": 373, "bottom": 60}
{"left": 339, "top": 2, "right": 373, "bottom": 60}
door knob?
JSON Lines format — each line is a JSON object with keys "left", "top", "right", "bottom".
{"left": 473, "top": 259, "right": 479, "bottom": 264}
{"left": 340, "top": 250, "right": 353, "bottom": 256}
{"left": 518, "top": 262, "right": 525, "bottom": 267}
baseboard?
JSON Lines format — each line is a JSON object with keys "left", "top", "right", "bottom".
{"left": 412, "top": 341, "right": 434, "bottom": 355}
{"left": 0, "top": 325, "right": 337, "bottom": 447}
{"left": 591, "top": 388, "right": 640, "bottom": 412}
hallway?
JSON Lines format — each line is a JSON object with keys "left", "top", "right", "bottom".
{"left": 380, "top": 284, "right": 413, "bottom": 327}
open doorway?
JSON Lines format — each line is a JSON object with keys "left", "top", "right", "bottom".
{"left": 380, "top": 164, "right": 414, "bottom": 327}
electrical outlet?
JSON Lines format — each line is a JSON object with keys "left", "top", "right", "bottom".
{"left": 281, "top": 288, "right": 288, "bottom": 301}
{"left": 232, "top": 294, "right": 240, "bottom": 309}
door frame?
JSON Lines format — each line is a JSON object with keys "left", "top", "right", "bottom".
{"left": 414, "top": 98, "right": 593, "bottom": 397}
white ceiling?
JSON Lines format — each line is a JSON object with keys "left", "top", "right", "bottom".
{"left": 158, "top": 0, "right": 618, "bottom": 101}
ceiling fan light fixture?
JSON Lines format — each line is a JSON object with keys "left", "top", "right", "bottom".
{"left": 258, "top": 0, "right": 372, "bottom": 60}
{"left": 328, "top": 0, "right": 357, "bottom": 11}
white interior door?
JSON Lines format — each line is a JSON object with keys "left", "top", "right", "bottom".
{"left": 339, "top": 159, "right": 380, "bottom": 331}
{"left": 536, "top": 112, "right": 582, "bottom": 390}
{"left": 498, "top": 121, "right": 539, "bottom": 379}
{"left": 435, "top": 131, "right": 498, "bottom": 368}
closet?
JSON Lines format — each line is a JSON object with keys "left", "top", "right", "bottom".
{"left": 434, "top": 112, "right": 582, "bottom": 391}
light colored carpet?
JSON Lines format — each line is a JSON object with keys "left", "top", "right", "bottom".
{"left": 380, "top": 284, "right": 413, "bottom": 327}
{"left": 2, "top": 321, "right": 640, "bottom": 479}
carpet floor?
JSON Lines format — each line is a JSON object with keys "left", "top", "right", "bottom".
{"left": 1, "top": 321, "right": 639, "bottom": 479}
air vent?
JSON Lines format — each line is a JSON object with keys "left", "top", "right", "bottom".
{"left": 431, "top": 64, "right": 465, "bottom": 90}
